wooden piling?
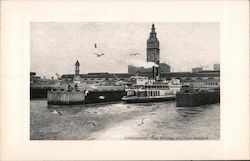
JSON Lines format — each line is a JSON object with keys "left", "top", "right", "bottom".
{"left": 47, "top": 90, "right": 85, "bottom": 105}
{"left": 176, "top": 90, "right": 220, "bottom": 107}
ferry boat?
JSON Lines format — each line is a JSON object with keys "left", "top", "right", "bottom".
{"left": 122, "top": 77, "right": 181, "bottom": 103}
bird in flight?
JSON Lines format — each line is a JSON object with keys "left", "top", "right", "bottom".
{"left": 94, "top": 53, "right": 105, "bottom": 57}
{"left": 49, "top": 109, "right": 62, "bottom": 116}
{"left": 130, "top": 53, "right": 140, "bottom": 56}
{"left": 82, "top": 121, "right": 96, "bottom": 127}
{"left": 138, "top": 118, "right": 146, "bottom": 126}
{"left": 98, "top": 96, "right": 105, "bottom": 100}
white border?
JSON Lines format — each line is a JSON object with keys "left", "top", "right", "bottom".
{"left": 0, "top": 0, "right": 249, "bottom": 160}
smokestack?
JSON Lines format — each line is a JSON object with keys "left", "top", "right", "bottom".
{"left": 152, "top": 66, "right": 155, "bottom": 80}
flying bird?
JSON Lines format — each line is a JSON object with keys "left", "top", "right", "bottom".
{"left": 58, "top": 111, "right": 62, "bottom": 115}
{"left": 130, "top": 53, "right": 140, "bottom": 56}
{"left": 82, "top": 121, "right": 97, "bottom": 127}
{"left": 138, "top": 118, "right": 146, "bottom": 126}
{"left": 94, "top": 53, "right": 104, "bottom": 57}
{"left": 98, "top": 96, "right": 105, "bottom": 100}
{"left": 49, "top": 109, "right": 62, "bottom": 116}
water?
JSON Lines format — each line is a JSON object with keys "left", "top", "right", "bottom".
{"left": 30, "top": 100, "right": 220, "bottom": 140}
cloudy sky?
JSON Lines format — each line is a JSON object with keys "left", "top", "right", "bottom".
{"left": 30, "top": 22, "right": 219, "bottom": 78}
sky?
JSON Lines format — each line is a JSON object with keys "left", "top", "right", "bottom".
{"left": 30, "top": 22, "right": 219, "bottom": 78}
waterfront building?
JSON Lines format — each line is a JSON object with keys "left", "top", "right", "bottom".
{"left": 213, "top": 63, "right": 220, "bottom": 71}
{"left": 161, "top": 70, "right": 220, "bottom": 89}
{"left": 30, "top": 72, "right": 41, "bottom": 84}
{"left": 160, "top": 71, "right": 220, "bottom": 81}
{"left": 159, "top": 63, "right": 171, "bottom": 73}
{"left": 62, "top": 72, "right": 133, "bottom": 85}
{"left": 60, "top": 23, "right": 219, "bottom": 88}
{"left": 128, "top": 24, "right": 169, "bottom": 77}
{"left": 192, "top": 66, "right": 203, "bottom": 73}
{"left": 128, "top": 63, "right": 170, "bottom": 76}
{"left": 182, "top": 78, "right": 220, "bottom": 89}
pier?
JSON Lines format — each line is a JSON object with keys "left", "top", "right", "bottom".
{"left": 47, "top": 89, "right": 126, "bottom": 105}
{"left": 176, "top": 90, "right": 220, "bottom": 107}
{"left": 47, "top": 90, "right": 85, "bottom": 105}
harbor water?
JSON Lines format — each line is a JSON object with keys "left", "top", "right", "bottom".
{"left": 30, "top": 100, "right": 220, "bottom": 140}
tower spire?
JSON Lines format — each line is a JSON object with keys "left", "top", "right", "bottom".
{"left": 150, "top": 23, "right": 157, "bottom": 38}
{"left": 152, "top": 23, "right": 155, "bottom": 31}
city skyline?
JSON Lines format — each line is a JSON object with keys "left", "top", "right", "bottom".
{"left": 30, "top": 22, "right": 220, "bottom": 78}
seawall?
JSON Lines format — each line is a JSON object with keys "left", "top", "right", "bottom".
{"left": 176, "top": 90, "right": 220, "bottom": 107}
{"left": 47, "top": 91, "right": 85, "bottom": 105}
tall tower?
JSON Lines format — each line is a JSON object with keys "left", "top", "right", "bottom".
{"left": 74, "top": 60, "right": 80, "bottom": 84}
{"left": 147, "top": 24, "right": 160, "bottom": 80}
{"left": 75, "top": 60, "right": 80, "bottom": 75}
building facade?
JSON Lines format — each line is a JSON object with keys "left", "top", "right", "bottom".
{"left": 128, "top": 63, "right": 170, "bottom": 75}
{"left": 147, "top": 24, "right": 160, "bottom": 79}
{"left": 213, "top": 63, "right": 220, "bottom": 71}
{"left": 192, "top": 67, "right": 203, "bottom": 73}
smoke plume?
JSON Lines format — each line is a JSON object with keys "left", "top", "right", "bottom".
{"left": 128, "top": 60, "right": 159, "bottom": 68}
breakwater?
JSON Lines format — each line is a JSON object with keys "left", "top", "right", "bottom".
{"left": 47, "top": 91, "right": 85, "bottom": 105}
{"left": 176, "top": 90, "right": 220, "bottom": 107}
{"left": 85, "top": 90, "right": 126, "bottom": 104}
{"left": 30, "top": 85, "right": 65, "bottom": 99}
{"left": 30, "top": 88, "right": 49, "bottom": 99}
{"left": 47, "top": 90, "right": 126, "bottom": 105}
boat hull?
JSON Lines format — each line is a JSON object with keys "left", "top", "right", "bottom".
{"left": 122, "top": 95, "right": 175, "bottom": 103}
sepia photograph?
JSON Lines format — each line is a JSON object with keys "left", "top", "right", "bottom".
{"left": 1, "top": 0, "right": 249, "bottom": 160}
{"left": 30, "top": 22, "right": 220, "bottom": 140}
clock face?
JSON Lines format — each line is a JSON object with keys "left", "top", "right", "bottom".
{"left": 148, "top": 53, "right": 154, "bottom": 61}
{"left": 156, "top": 54, "right": 159, "bottom": 61}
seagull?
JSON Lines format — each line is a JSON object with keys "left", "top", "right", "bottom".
{"left": 82, "top": 121, "right": 96, "bottom": 127}
{"left": 98, "top": 96, "right": 105, "bottom": 100}
{"left": 49, "top": 109, "right": 62, "bottom": 116}
{"left": 130, "top": 53, "right": 140, "bottom": 56}
{"left": 138, "top": 118, "right": 146, "bottom": 126}
{"left": 58, "top": 111, "right": 62, "bottom": 115}
{"left": 94, "top": 53, "right": 104, "bottom": 57}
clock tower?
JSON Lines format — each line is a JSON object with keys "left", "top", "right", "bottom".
{"left": 147, "top": 24, "right": 160, "bottom": 80}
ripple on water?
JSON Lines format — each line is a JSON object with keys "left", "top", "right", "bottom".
{"left": 30, "top": 100, "right": 220, "bottom": 140}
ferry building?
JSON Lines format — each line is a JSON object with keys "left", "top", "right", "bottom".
{"left": 60, "top": 24, "right": 220, "bottom": 89}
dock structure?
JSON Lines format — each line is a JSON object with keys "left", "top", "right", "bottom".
{"left": 176, "top": 90, "right": 220, "bottom": 107}
{"left": 47, "top": 89, "right": 126, "bottom": 105}
{"left": 85, "top": 90, "right": 126, "bottom": 104}
{"left": 47, "top": 90, "right": 85, "bottom": 105}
